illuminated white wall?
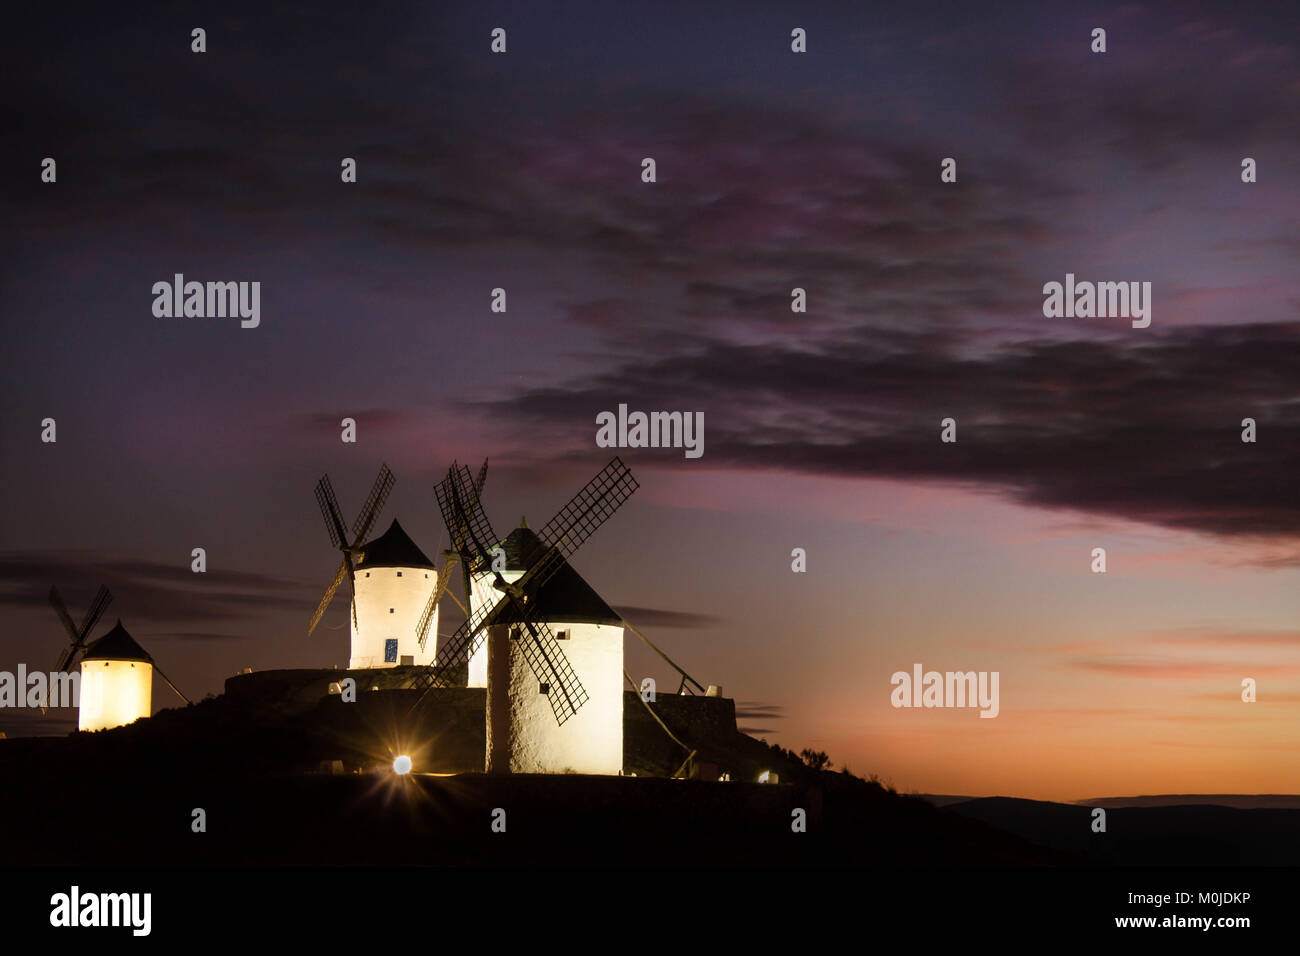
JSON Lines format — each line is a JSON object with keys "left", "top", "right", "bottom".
{"left": 466, "top": 568, "right": 523, "bottom": 687}
{"left": 350, "top": 567, "right": 437, "bottom": 669}
{"left": 485, "top": 620, "right": 623, "bottom": 774}
{"left": 78, "top": 659, "right": 152, "bottom": 732}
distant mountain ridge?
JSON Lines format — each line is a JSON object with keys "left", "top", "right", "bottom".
{"left": 934, "top": 796, "right": 1300, "bottom": 865}
{"left": 918, "top": 793, "right": 1300, "bottom": 810}
{"left": 1077, "top": 794, "right": 1300, "bottom": 810}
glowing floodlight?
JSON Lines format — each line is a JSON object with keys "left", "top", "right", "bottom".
{"left": 393, "top": 754, "right": 413, "bottom": 775}
{"left": 758, "top": 770, "right": 779, "bottom": 784}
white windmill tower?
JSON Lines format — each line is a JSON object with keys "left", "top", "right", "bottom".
{"left": 77, "top": 620, "right": 156, "bottom": 732}
{"left": 480, "top": 521, "right": 625, "bottom": 774}
{"left": 464, "top": 518, "right": 528, "bottom": 687}
{"left": 47, "top": 585, "right": 188, "bottom": 732}
{"left": 307, "top": 464, "right": 440, "bottom": 669}
{"left": 412, "top": 460, "right": 489, "bottom": 671}
{"left": 413, "top": 458, "right": 637, "bottom": 775}
{"left": 350, "top": 519, "right": 438, "bottom": 668}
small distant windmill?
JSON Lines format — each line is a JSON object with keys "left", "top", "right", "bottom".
{"left": 48, "top": 585, "right": 190, "bottom": 728}
{"left": 411, "top": 456, "right": 638, "bottom": 726}
{"left": 45, "top": 585, "right": 112, "bottom": 710}
{"left": 414, "top": 458, "right": 488, "bottom": 653}
{"left": 307, "top": 464, "right": 396, "bottom": 636}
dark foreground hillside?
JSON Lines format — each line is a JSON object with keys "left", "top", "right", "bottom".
{"left": 0, "top": 677, "right": 1071, "bottom": 866}
{"left": 943, "top": 797, "right": 1300, "bottom": 866}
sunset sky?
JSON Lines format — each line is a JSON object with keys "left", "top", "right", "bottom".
{"left": 2, "top": 0, "right": 1297, "bottom": 802}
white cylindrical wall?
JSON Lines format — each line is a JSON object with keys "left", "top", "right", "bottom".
{"left": 467, "top": 569, "right": 523, "bottom": 687}
{"left": 78, "top": 659, "right": 153, "bottom": 732}
{"left": 485, "top": 621, "right": 623, "bottom": 774}
{"left": 350, "top": 567, "right": 438, "bottom": 669}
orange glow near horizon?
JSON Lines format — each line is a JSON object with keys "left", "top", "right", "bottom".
{"left": 623, "top": 470, "right": 1300, "bottom": 803}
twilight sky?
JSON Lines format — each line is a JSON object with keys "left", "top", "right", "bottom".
{"left": 2, "top": 0, "right": 1298, "bottom": 801}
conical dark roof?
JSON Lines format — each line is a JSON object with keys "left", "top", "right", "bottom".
{"left": 474, "top": 521, "right": 546, "bottom": 574}
{"left": 356, "top": 519, "right": 436, "bottom": 570}
{"left": 82, "top": 620, "right": 154, "bottom": 663}
{"left": 478, "top": 520, "right": 621, "bottom": 627}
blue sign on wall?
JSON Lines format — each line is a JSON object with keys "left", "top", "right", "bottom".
{"left": 384, "top": 639, "right": 398, "bottom": 663}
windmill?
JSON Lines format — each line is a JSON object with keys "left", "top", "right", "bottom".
{"left": 414, "top": 458, "right": 487, "bottom": 654}
{"left": 48, "top": 586, "right": 190, "bottom": 728}
{"left": 77, "top": 619, "right": 191, "bottom": 731}
{"left": 45, "top": 585, "right": 112, "bottom": 711}
{"left": 307, "top": 463, "right": 396, "bottom": 637}
{"left": 411, "top": 456, "right": 638, "bottom": 727}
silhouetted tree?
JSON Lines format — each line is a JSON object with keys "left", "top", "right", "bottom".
{"left": 800, "top": 748, "right": 831, "bottom": 771}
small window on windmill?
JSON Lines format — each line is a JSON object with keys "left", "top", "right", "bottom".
{"left": 366, "top": 572, "right": 370, "bottom": 578}
{"left": 384, "top": 639, "right": 398, "bottom": 663}
{"left": 556, "top": 629, "right": 569, "bottom": 641}
{"left": 389, "top": 608, "right": 394, "bottom": 614}
{"left": 397, "top": 571, "right": 402, "bottom": 577}
{"left": 539, "top": 683, "right": 550, "bottom": 695}
{"left": 510, "top": 626, "right": 521, "bottom": 641}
